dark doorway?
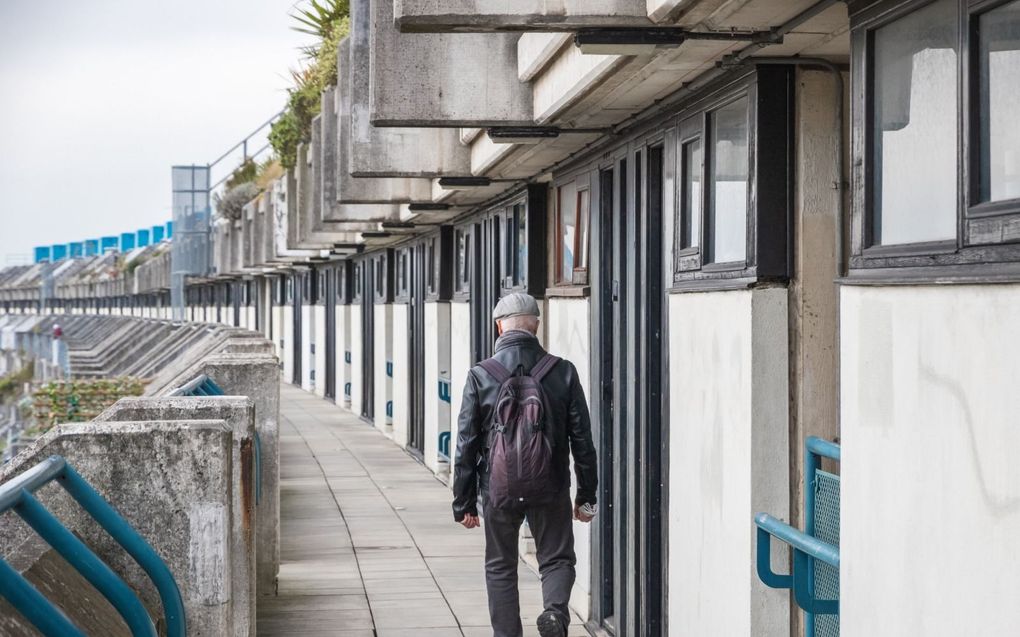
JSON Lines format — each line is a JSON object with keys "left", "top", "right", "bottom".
{"left": 591, "top": 144, "right": 667, "bottom": 637}
{"left": 408, "top": 243, "right": 427, "bottom": 454}
{"left": 291, "top": 272, "right": 303, "bottom": 386}
{"left": 360, "top": 259, "right": 375, "bottom": 421}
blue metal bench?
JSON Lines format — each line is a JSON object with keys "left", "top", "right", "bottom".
{"left": 755, "top": 436, "right": 841, "bottom": 636}
{"left": 0, "top": 455, "right": 185, "bottom": 637}
{"left": 169, "top": 374, "right": 262, "bottom": 504}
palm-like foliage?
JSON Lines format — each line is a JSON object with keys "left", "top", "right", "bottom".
{"left": 291, "top": 0, "right": 350, "bottom": 39}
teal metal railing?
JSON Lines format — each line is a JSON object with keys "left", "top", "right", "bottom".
{"left": 755, "top": 436, "right": 841, "bottom": 635}
{"left": 169, "top": 374, "right": 262, "bottom": 504}
{"left": 0, "top": 455, "right": 185, "bottom": 637}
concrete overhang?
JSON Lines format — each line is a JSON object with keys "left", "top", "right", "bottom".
{"left": 369, "top": 0, "right": 533, "bottom": 127}
{"left": 394, "top": 0, "right": 658, "bottom": 32}
{"left": 525, "top": 1, "right": 847, "bottom": 131}
{"left": 343, "top": 14, "right": 470, "bottom": 179}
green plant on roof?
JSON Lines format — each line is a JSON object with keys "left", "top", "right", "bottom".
{"left": 269, "top": 0, "right": 350, "bottom": 169}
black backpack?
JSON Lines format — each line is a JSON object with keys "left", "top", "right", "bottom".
{"left": 478, "top": 353, "right": 561, "bottom": 510}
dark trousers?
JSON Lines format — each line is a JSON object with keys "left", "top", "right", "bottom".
{"left": 482, "top": 491, "right": 576, "bottom": 637}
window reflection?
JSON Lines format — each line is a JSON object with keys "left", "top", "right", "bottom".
{"left": 558, "top": 182, "right": 577, "bottom": 282}
{"left": 872, "top": 0, "right": 957, "bottom": 245}
{"left": 709, "top": 97, "right": 749, "bottom": 263}
{"left": 682, "top": 139, "right": 703, "bottom": 249}
{"left": 979, "top": 0, "right": 1020, "bottom": 203}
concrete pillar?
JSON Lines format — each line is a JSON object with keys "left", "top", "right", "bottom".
{"left": 95, "top": 398, "right": 257, "bottom": 637}
{"left": 344, "top": 6, "right": 470, "bottom": 179}
{"left": 369, "top": 0, "right": 533, "bottom": 127}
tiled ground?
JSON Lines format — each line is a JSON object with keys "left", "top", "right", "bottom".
{"left": 256, "top": 383, "right": 586, "bottom": 636}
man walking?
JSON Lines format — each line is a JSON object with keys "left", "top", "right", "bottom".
{"left": 453, "top": 292, "right": 598, "bottom": 637}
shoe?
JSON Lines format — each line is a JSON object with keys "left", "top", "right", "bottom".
{"left": 537, "top": 610, "right": 565, "bottom": 637}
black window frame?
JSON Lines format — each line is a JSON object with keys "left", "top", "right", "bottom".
{"left": 848, "top": 0, "right": 1020, "bottom": 281}
{"left": 453, "top": 224, "right": 472, "bottom": 300}
{"left": 394, "top": 247, "right": 411, "bottom": 304}
{"left": 552, "top": 172, "right": 592, "bottom": 287}
{"left": 372, "top": 249, "right": 395, "bottom": 304}
{"left": 670, "top": 66, "right": 794, "bottom": 290}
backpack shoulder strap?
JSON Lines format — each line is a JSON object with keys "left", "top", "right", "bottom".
{"left": 478, "top": 358, "right": 512, "bottom": 384}
{"left": 529, "top": 353, "right": 561, "bottom": 382}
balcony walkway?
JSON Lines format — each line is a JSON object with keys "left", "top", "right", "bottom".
{"left": 257, "top": 383, "right": 585, "bottom": 636}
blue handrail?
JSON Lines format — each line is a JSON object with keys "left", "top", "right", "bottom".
{"left": 754, "top": 436, "right": 841, "bottom": 623}
{"left": 0, "top": 455, "right": 185, "bottom": 637}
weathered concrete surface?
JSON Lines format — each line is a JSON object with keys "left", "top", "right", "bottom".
{"left": 370, "top": 0, "right": 533, "bottom": 127}
{"left": 345, "top": 5, "right": 470, "bottom": 179}
{"left": 95, "top": 397, "right": 258, "bottom": 637}
{"left": 394, "top": 0, "right": 653, "bottom": 32}
{"left": 258, "top": 383, "right": 587, "bottom": 636}
{"left": 0, "top": 421, "right": 235, "bottom": 636}
{"left": 163, "top": 355, "right": 282, "bottom": 598}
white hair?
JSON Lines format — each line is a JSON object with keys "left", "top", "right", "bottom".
{"left": 499, "top": 314, "right": 539, "bottom": 334}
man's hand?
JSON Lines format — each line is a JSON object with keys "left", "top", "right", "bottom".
{"left": 573, "top": 505, "right": 594, "bottom": 523}
{"left": 460, "top": 514, "right": 480, "bottom": 529}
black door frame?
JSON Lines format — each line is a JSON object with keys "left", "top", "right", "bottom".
{"left": 408, "top": 242, "right": 427, "bottom": 454}
{"left": 291, "top": 271, "right": 304, "bottom": 386}
{"left": 588, "top": 138, "right": 669, "bottom": 637}
{"left": 360, "top": 258, "right": 376, "bottom": 421}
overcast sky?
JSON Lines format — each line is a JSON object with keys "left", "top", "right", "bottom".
{"left": 0, "top": 0, "right": 312, "bottom": 263}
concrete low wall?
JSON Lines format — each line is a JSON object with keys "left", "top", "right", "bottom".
{"left": 95, "top": 397, "right": 257, "bottom": 637}
{"left": 160, "top": 355, "right": 281, "bottom": 597}
{"left": 0, "top": 420, "right": 236, "bottom": 636}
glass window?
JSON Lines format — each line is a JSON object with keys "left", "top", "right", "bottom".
{"left": 577, "top": 190, "right": 590, "bottom": 274}
{"left": 557, "top": 182, "right": 577, "bottom": 282}
{"left": 708, "top": 97, "right": 749, "bottom": 263}
{"left": 455, "top": 228, "right": 469, "bottom": 293}
{"left": 516, "top": 204, "right": 527, "bottom": 286}
{"left": 681, "top": 138, "right": 703, "bottom": 249}
{"left": 978, "top": 0, "right": 1020, "bottom": 203}
{"left": 871, "top": 0, "right": 958, "bottom": 245}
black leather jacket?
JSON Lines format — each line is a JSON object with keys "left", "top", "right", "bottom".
{"left": 452, "top": 330, "right": 598, "bottom": 521}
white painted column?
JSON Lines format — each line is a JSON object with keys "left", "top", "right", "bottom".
{"left": 424, "top": 301, "right": 452, "bottom": 476}
{"left": 349, "top": 303, "right": 363, "bottom": 416}
{"left": 391, "top": 303, "right": 409, "bottom": 447}
{"left": 313, "top": 304, "right": 326, "bottom": 398}
{"left": 373, "top": 304, "right": 392, "bottom": 433}
{"left": 301, "top": 303, "right": 314, "bottom": 392}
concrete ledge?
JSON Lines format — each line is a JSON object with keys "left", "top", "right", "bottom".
{"left": 0, "top": 420, "right": 235, "bottom": 636}
{"left": 394, "top": 0, "right": 652, "bottom": 32}
{"left": 370, "top": 0, "right": 533, "bottom": 127}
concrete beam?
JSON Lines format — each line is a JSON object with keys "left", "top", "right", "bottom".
{"left": 394, "top": 0, "right": 654, "bottom": 32}
{"left": 370, "top": 0, "right": 533, "bottom": 127}
{"left": 344, "top": 16, "right": 470, "bottom": 179}
{"left": 293, "top": 142, "right": 369, "bottom": 248}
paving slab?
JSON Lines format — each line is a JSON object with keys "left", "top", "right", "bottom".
{"left": 256, "top": 382, "right": 583, "bottom": 635}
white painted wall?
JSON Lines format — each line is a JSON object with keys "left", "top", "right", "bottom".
{"left": 840, "top": 284, "right": 1020, "bottom": 636}
{"left": 301, "top": 304, "right": 314, "bottom": 392}
{"left": 545, "top": 297, "right": 592, "bottom": 619}
{"left": 391, "top": 303, "right": 409, "bottom": 447}
{"left": 448, "top": 302, "right": 473, "bottom": 490}
{"left": 313, "top": 305, "right": 327, "bottom": 398}
{"left": 424, "top": 302, "right": 452, "bottom": 475}
{"left": 271, "top": 303, "right": 284, "bottom": 363}
{"left": 667, "top": 287, "right": 790, "bottom": 636}
{"left": 374, "top": 304, "right": 392, "bottom": 433}
{"left": 282, "top": 305, "right": 294, "bottom": 383}
{"left": 335, "top": 303, "right": 350, "bottom": 406}
{"left": 349, "top": 304, "right": 363, "bottom": 416}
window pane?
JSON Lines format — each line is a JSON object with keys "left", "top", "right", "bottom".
{"left": 682, "top": 139, "right": 703, "bottom": 249}
{"left": 872, "top": 0, "right": 958, "bottom": 245}
{"left": 456, "top": 230, "right": 469, "bottom": 291}
{"left": 709, "top": 98, "right": 749, "bottom": 263}
{"left": 559, "top": 183, "right": 577, "bottom": 282}
{"left": 577, "top": 190, "right": 590, "bottom": 271}
{"left": 517, "top": 205, "right": 527, "bottom": 285}
{"left": 979, "top": 0, "right": 1020, "bottom": 202}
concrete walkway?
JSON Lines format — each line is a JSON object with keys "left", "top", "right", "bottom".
{"left": 257, "top": 383, "right": 586, "bottom": 636}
